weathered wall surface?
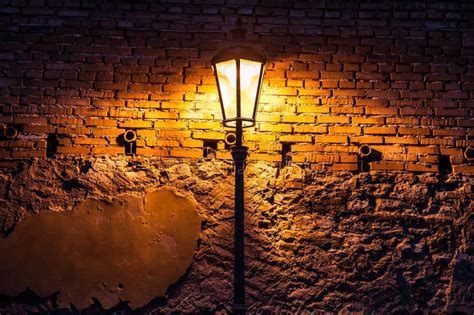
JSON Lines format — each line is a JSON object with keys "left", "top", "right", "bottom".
{"left": 0, "top": 157, "right": 473, "bottom": 313}
{"left": 0, "top": 0, "right": 473, "bottom": 313}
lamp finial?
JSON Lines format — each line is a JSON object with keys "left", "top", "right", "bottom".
{"left": 231, "top": 17, "right": 246, "bottom": 41}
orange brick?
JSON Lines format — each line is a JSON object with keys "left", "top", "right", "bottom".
{"left": 189, "top": 121, "right": 221, "bottom": 129}
{"left": 306, "top": 154, "right": 340, "bottom": 163}
{"left": 11, "top": 150, "right": 46, "bottom": 158}
{"left": 192, "top": 132, "right": 225, "bottom": 140}
{"left": 432, "top": 128, "right": 465, "bottom": 137}
{"left": 297, "top": 105, "right": 330, "bottom": 113}
{"left": 127, "top": 100, "right": 161, "bottom": 108}
{"left": 74, "top": 108, "right": 108, "bottom": 117}
{"left": 74, "top": 138, "right": 108, "bottom": 145}
{"left": 248, "top": 153, "right": 282, "bottom": 162}
{"left": 170, "top": 148, "right": 202, "bottom": 158}
{"left": 136, "top": 147, "right": 169, "bottom": 156}
{"left": 109, "top": 109, "right": 142, "bottom": 118}
{"left": 91, "top": 147, "right": 124, "bottom": 155}
{"left": 164, "top": 84, "right": 196, "bottom": 93}
{"left": 91, "top": 128, "right": 123, "bottom": 137}
{"left": 93, "top": 99, "right": 125, "bottom": 107}
{"left": 383, "top": 153, "right": 418, "bottom": 162}
{"left": 266, "top": 87, "right": 297, "bottom": 96}
{"left": 315, "top": 135, "right": 348, "bottom": 144}
{"left": 24, "top": 125, "right": 56, "bottom": 134}
{"left": 279, "top": 135, "right": 312, "bottom": 143}
{"left": 370, "top": 145, "right": 403, "bottom": 154}
{"left": 0, "top": 140, "right": 35, "bottom": 148}
{"left": 293, "top": 125, "right": 327, "bottom": 133}
{"left": 324, "top": 145, "right": 359, "bottom": 153}
{"left": 282, "top": 115, "right": 314, "bottom": 123}
{"left": 144, "top": 111, "right": 178, "bottom": 119}
{"left": 13, "top": 116, "right": 48, "bottom": 125}
{"left": 291, "top": 153, "right": 306, "bottom": 163}
{"left": 330, "top": 163, "right": 358, "bottom": 171}
{"left": 179, "top": 111, "right": 214, "bottom": 120}
{"left": 330, "top": 106, "right": 364, "bottom": 114}
{"left": 146, "top": 139, "right": 180, "bottom": 147}
{"left": 197, "top": 85, "right": 217, "bottom": 93}
{"left": 369, "top": 162, "right": 404, "bottom": 171}
{"left": 350, "top": 136, "right": 384, "bottom": 144}
{"left": 386, "top": 117, "right": 419, "bottom": 125}
{"left": 136, "top": 129, "right": 156, "bottom": 138}
{"left": 399, "top": 127, "right": 431, "bottom": 136}
{"left": 118, "top": 120, "right": 152, "bottom": 129}
{"left": 317, "top": 116, "right": 350, "bottom": 124}
{"left": 57, "top": 127, "right": 90, "bottom": 135}
{"left": 259, "top": 123, "right": 292, "bottom": 133}
{"left": 257, "top": 142, "right": 282, "bottom": 151}
{"left": 161, "top": 102, "right": 191, "bottom": 110}
{"left": 85, "top": 119, "right": 117, "bottom": 127}
{"left": 351, "top": 117, "right": 385, "bottom": 124}
{"left": 341, "top": 155, "right": 358, "bottom": 163}
{"left": 384, "top": 137, "right": 418, "bottom": 145}
{"left": 158, "top": 130, "right": 192, "bottom": 138}
{"left": 355, "top": 99, "right": 389, "bottom": 107}
{"left": 452, "top": 165, "right": 474, "bottom": 174}
{"left": 180, "top": 139, "right": 203, "bottom": 148}
{"left": 291, "top": 144, "right": 325, "bottom": 152}
{"left": 216, "top": 151, "right": 232, "bottom": 159}
{"left": 366, "top": 107, "right": 398, "bottom": 115}
{"left": 400, "top": 108, "right": 432, "bottom": 116}
{"left": 407, "top": 146, "right": 439, "bottom": 154}
{"left": 56, "top": 146, "right": 90, "bottom": 155}
{"left": 405, "top": 163, "right": 438, "bottom": 172}
{"left": 329, "top": 126, "right": 361, "bottom": 134}
{"left": 364, "top": 127, "right": 396, "bottom": 135}
{"left": 256, "top": 114, "right": 281, "bottom": 122}
{"left": 154, "top": 121, "right": 187, "bottom": 129}
{"left": 244, "top": 134, "right": 276, "bottom": 142}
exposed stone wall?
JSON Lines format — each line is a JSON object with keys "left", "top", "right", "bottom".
{"left": 0, "top": 157, "right": 473, "bottom": 312}
{"left": 0, "top": 0, "right": 473, "bottom": 313}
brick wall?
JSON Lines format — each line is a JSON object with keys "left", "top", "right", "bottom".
{"left": 0, "top": 0, "right": 474, "bottom": 174}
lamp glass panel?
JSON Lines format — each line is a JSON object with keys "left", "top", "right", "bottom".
{"left": 239, "top": 59, "right": 262, "bottom": 121}
{"left": 215, "top": 59, "right": 237, "bottom": 120}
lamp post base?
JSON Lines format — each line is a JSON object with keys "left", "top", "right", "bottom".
{"left": 232, "top": 303, "right": 247, "bottom": 314}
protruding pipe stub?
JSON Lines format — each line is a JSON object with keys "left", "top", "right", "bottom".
{"left": 358, "top": 144, "right": 372, "bottom": 158}
{"left": 225, "top": 132, "right": 237, "bottom": 146}
{"left": 464, "top": 147, "right": 474, "bottom": 161}
{"left": 3, "top": 126, "right": 18, "bottom": 139}
{"left": 123, "top": 130, "right": 137, "bottom": 143}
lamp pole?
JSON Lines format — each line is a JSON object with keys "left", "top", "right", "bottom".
{"left": 232, "top": 118, "right": 247, "bottom": 314}
{"left": 211, "top": 20, "right": 265, "bottom": 313}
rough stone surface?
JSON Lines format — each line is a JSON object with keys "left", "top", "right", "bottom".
{"left": 0, "top": 157, "right": 472, "bottom": 313}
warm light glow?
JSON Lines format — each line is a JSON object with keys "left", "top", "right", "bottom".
{"left": 216, "top": 60, "right": 237, "bottom": 120}
{"left": 240, "top": 59, "right": 261, "bottom": 120}
{"left": 215, "top": 59, "right": 262, "bottom": 127}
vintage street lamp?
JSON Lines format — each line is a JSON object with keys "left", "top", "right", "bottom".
{"left": 211, "top": 21, "right": 265, "bottom": 314}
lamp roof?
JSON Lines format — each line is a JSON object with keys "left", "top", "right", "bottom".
{"left": 211, "top": 44, "right": 266, "bottom": 65}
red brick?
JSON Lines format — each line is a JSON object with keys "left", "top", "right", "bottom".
{"left": 91, "top": 147, "right": 124, "bottom": 155}
{"left": 364, "top": 127, "right": 397, "bottom": 135}
{"left": 56, "top": 146, "right": 90, "bottom": 155}
{"left": 405, "top": 163, "right": 439, "bottom": 172}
